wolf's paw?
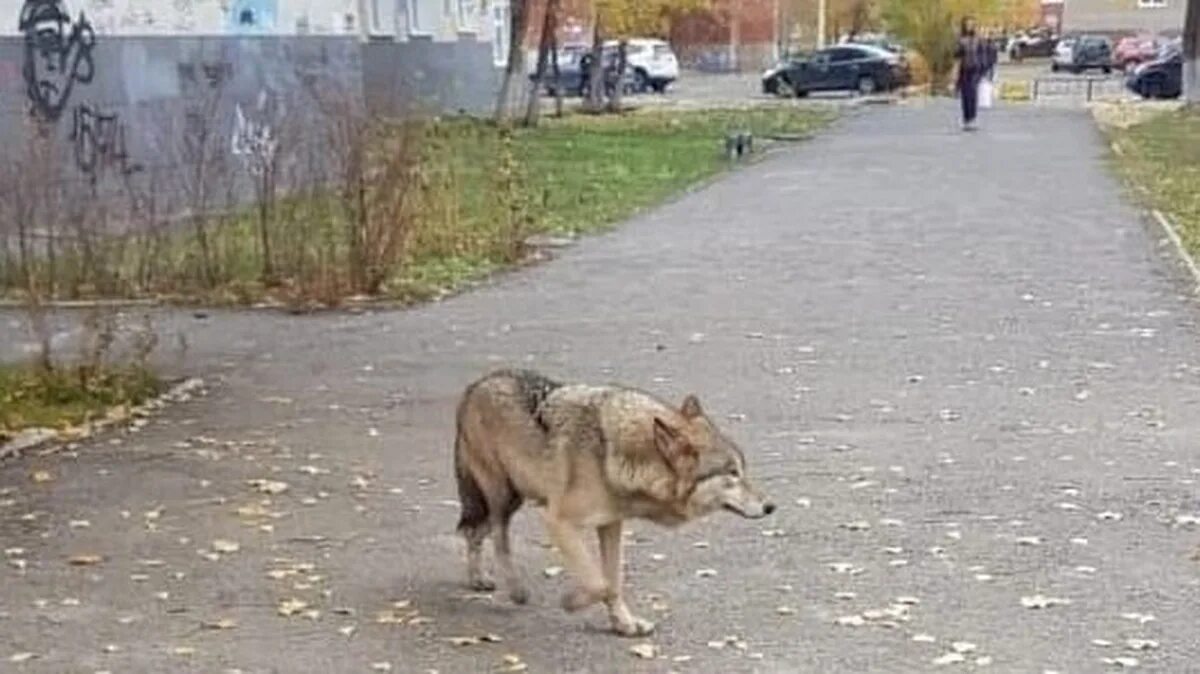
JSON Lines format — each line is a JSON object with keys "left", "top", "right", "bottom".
{"left": 469, "top": 577, "right": 497, "bottom": 592}
{"left": 561, "top": 587, "right": 602, "bottom": 612}
{"left": 612, "top": 615, "right": 656, "bottom": 637}
{"left": 508, "top": 585, "right": 530, "bottom": 605}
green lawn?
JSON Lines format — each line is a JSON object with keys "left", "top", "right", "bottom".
{"left": 394, "top": 108, "right": 834, "bottom": 300}
{"left": 0, "top": 108, "right": 832, "bottom": 306}
{"left": 1112, "top": 109, "right": 1200, "bottom": 255}
{"left": 0, "top": 364, "right": 162, "bottom": 442}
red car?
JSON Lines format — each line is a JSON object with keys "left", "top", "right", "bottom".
{"left": 1114, "top": 36, "right": 1158, "bottom": 70}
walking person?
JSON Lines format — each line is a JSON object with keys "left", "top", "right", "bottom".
{"left": 955, "top": 16, "right": 988, "bottom": 131}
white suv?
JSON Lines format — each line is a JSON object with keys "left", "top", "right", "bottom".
{"left": 605, "top": 38, "right": 680, "bottom": 93}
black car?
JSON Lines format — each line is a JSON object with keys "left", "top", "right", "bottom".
{"left": 1053, "top": 35, "right": 1113, "bottom": 73}
{"left": 1008, "top": 29, "right": 1058, "bottom": 60}
{"left": 762, "top": 45, "right": 909, "bottom": 97}
{"left": 1126, "top": 43, "right": 1183, "bottom": 99}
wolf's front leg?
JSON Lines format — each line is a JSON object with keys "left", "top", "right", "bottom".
{"left": 543, "top": 514, "right": 612, "bottom": 612}
{"left": 597, "top": 521, "right": 655, "bottom": 637}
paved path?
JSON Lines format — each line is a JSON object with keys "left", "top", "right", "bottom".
{"left": 3, "top": 102, "right": 1200, "bottom": 673}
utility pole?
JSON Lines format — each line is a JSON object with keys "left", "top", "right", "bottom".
{"left": 773, "top": 0, "right": 782, "bottom": 61}
{"left": 817, "top": 0, "right": 828, "bottom": 49}
{"left": 1186, "top": 0, "right": 1198, "bottom": 103}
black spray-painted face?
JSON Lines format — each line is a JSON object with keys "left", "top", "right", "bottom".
{"left": 20, "top": 0, "right": 95, "bottom": 122}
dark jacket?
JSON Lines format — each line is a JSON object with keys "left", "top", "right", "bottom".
{"left": 956, "top": 36, "right": 997, "bottom": 80}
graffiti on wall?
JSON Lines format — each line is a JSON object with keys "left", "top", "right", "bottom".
{"left": 177, "top": 60, "right": 234, "bottom": 91}
{"left": 16, "top": 0, "right": 142, "bottom": 184}
{"left": 71, "top": 104, "right": 143, "bottom": 184}
{"left": 231, "top": 90, "right": 280, "bottom": 176}
{"left": 19, "top": 0, "right": 96, "bottom": 123}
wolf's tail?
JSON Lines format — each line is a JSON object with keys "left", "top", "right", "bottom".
{"left": 454, "top": 426, "right": 490, "bottom": 533}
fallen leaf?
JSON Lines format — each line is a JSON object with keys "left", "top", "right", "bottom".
{"left": 248, "top": 479, "right": 289, "bottom": 495}
{"left": 277, "top": 598, "right": 309, "bottom": 617}
{"left": 629, "top": 643, "right": 658, "bottom": 659}
{"left": 212, "top": 540, "right": 240, "bottom": 554}
{"left": 31, "top": 471, "right": 53, "bottom": 483}
{"left": 1120, "top": 612, "right": 1156, "bottom": 624}
{"left": 1020, "top": 595, "right": 1071, "bottom": 609}
{"left": 951, "top": 642, "right": 977, "bottom": 654}
{"left": 447, "top": 636, "right": 481, "bottom": 646}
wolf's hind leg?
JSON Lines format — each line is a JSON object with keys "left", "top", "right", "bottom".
{"left": 493, "top": 485, "right": 528, "bottom": 604}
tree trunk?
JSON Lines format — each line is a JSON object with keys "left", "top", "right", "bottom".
{"left": 524, "top": 0, "right": 559, "bottom": 127}
{"left": 495, "top": 0, "right": 530, "bottom": 124}
{"left": 1186, "top": 0, "right": 1199, "bottom": 104}
{"left": 606, "top": 40, "right": 628, "bottom": 113}
{"left": 552, "top": 29, "right": 564, "bottom": 117}
{"left": 584, "top": 17, "right": 606, "bottom": 112}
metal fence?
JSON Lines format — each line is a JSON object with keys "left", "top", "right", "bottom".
{"left": 1028, "top": 76, "right": 1129, "bottom": 102}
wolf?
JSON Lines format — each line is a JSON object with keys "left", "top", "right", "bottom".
{"left": 453, "top": 368, "right": 775, "bottom": 636}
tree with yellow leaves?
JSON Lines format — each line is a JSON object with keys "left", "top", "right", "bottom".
{"left": 584, "top": 0, "right": 711, "bottom": 111}
{"left": 883, "top": 0, "right": 1038, "bottom": 90}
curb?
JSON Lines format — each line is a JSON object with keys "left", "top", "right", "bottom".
{"left": 1151, "top": 209, "right": 1200, "bottom": 293}
{"left": 0, "top": 377, "right": 206, "bottom": 462}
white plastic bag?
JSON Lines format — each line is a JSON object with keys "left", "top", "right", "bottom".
{"left": 978, "top": 77, "right": 995, "bottom": 109}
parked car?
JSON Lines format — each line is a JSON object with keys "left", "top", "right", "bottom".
{"left": 609, "top": 38, "right": 679, "bottom": 93}
{"left": 1126, "top": 40, "right": 1183, "bottom": 99}
{"left": 1008, "top": 29, "right": 1058, "bottom": 60}
{"left": 1113, "top": 35, "right": 1159, "bottom": 70}
{"left": 1051, "top": 35, "right": 1112, "bottom": 74}
{"left": 533, "top": 44, "right": 634, "bottom": 98}
{"left": 1050, "top": 37, "right": 1076, "bottom": 70}
{"left": 838, "top": 32, "right": 904, "bottom": 53}
{"left": 762, "top": 44, "right": 909, "bottom": 97}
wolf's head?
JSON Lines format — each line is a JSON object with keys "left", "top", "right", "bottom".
{"left": 652, "top": 395, "right": 775, "bottom": 520}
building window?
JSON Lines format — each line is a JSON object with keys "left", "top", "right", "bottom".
{"left": 492, "top": 0, "right": 510, "bottom": 65}
{"left": 1137, "top": 0, "right": 1168, "bottom": 7}
{"left": 368, "top": 0, "right": 395, "bottom": 35}
{"left": 456, "top": 0, "right": 475, "bottom": 31}
{"left": 407, "top": 0, "right": 428, "bottom": 34}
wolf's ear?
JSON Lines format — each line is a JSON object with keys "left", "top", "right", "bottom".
{"left": 680, "top": 394, "right": 704, "bottom": 420}
{"left": 653, "top": 417, "right": 697, "bottom": 475}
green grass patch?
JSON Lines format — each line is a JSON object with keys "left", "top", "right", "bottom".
{"left": 1112, "top": 109, "right": 1200, "bottom": 254}
{"left": 0, "top": 108, "right": 833, "bottom": 306}
{"left": 513, "top": 108, "right": 833, "bottom": 236}
{"left": 0, "top": 363, "right": 163, "bottom": 441}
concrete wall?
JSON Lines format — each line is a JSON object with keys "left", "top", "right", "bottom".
{"left": 0, "top": 0, "right": 500, "bottom": 218}
{"left": 1063, "top": 0, "right": 1186, "bottom": 35}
